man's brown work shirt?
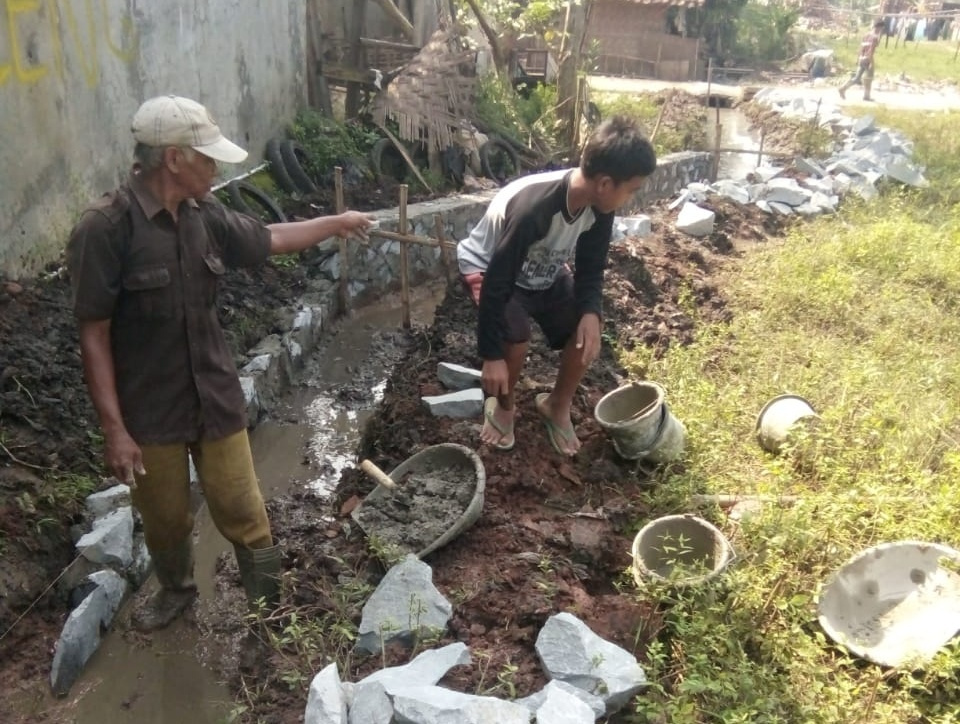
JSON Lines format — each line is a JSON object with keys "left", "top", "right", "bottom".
{"left": 67, "top": 172, "right": 271, "bottom": 445}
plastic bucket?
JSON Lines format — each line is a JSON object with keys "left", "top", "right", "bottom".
{"left": 632, "top": 514, "right": 733, "bottom": 587}
{"left": 755, "top": 394, "right": 820, "bottom": 454}
{"left": 594, "top": 382, "right": 686, "bottom": 463}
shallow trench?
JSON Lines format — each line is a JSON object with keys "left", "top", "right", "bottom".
{"left": 706, "top": 107, "right": 767, "bottom": 180}
{"left": 61, "top": 284, "right": 444, "bottom": 724}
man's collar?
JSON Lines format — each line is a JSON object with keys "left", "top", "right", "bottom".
{"left": 127, "top": 169, "right": 199, "bottom": 219}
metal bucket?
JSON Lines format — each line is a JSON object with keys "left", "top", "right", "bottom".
{"left": 594, "top": 382, "right": 686, "bottom": 463}
{"left": 755, "top": 394, "right": 820, "bottom": 454}
{"left": 632, "top": 514, "right": 733, "bottom": 587}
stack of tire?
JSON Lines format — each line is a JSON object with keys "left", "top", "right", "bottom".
{"left": 223, "top": 138, "right": 318, "bottom": 224}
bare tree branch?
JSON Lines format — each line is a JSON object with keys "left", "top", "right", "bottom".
{"left": 462, "top": 0, "right": 506, "bottom": 75}
{"left": 370, "top": 0, "right": 416, "bottom": 41}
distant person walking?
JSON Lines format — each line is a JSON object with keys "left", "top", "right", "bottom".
{"left": 839, "top": 19, "right": 886, "bottom": 101}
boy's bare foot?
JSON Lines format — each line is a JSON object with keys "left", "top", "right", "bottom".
{"left": 481, "top": 397, "right": 515, "bottom": 451}
{"left": 535, "top": 393, "right": 580, "bottom": 456}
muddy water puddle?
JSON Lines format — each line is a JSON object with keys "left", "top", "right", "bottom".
{"left": 60, "top": 284, "right": 443, "bottom": 723}
{"left": 707, "top": 107, "right": 767, "bottom": 180}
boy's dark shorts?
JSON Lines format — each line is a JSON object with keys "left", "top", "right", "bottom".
{"left": 461, "top": 270, "right": 579, "bottom": 350}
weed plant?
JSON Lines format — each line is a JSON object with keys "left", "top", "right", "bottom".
{"left": 619, "top": 111, "right": 960, "bottom": 721}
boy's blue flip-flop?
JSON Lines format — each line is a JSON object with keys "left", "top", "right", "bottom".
{"left": 535, "top": 393, "right": 577, "bottom": 456}
{"left": 483, "top": 397, "right": 515, "bottom": 452}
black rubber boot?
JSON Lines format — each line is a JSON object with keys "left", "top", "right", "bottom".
{"left": 131, "top": 540, "right": 197, "bottom": 632}
{"left": 234, "top": 543, "right": 282, "bottom": 611}
{"left": 235, "top": 544, "right": 282, "bottom": 673}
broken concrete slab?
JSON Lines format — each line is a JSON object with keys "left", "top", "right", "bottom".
{"left": 884, "top": 158, "right": 929, "bottom": 187}
{"left": 616, "top": 215, "right": 652, "bottom": 238}
{"left": 534, "top": 683, "right": 597, "bottom": 723}
{"left": 437, "top": 362, "right": 481, "bottom": 391}
{"left": 676, "top": 202, "right": 715, "bottom": 237}
{"left": 852, "top": 115, "right": 876, "bottom": 136}
{"left": 50, "top": 569, "right": 128, "bottom": 696}
{"left": 85, "top": 484, "right": 130, "bottom": 520}
{"left": 356, "top": 555, "right": 453, "bottom": 655}
{"left": 536, "top": 612, "right": 647, "bottom": 713}
{"left": 75, "top": 506, "right": 134, "bottom": 568}
{"left": 391, "top": 686, "right": 532, "bottom": 724}
{"left": 357, "top": 643, "right": 472, "bottom": 693}
{"left": 712, "top": 180, "right": 750, "bottom": 205}
{"left": 794, "top": 157, "right": 826, "bottom": 178}
{"left": 747, "top": 165, "right": 784, "bottom": 183}
{"left": 516, "top": 680, "right": 606, "bottom": 719}
{"left": 765, "top": 178, "right": 811, "bottom": 207}
{"left": 421, "top": 388, "right": 484, "bottom": 419}
{"left": 768, "top": 201, "right": 794, "bottom": 215}
{"left": 304, "top": 662, "right": 348, "bottom": 724}
{"left": 347, "top": 681, "right": 392, "bottom": 724}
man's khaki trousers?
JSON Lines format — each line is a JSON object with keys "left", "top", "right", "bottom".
{"left": 132, "top": 430, "right": 273, "bottom": 587}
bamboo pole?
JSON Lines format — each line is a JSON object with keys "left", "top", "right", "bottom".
{"left": 368, "top": 228, "right": 457, "bottom": 249}
{"left": 334, "top": 167, "right": 349, "bottom": 313}
{"left": 434, "top": 213, "right": 454, "bottom": 283}
{"left": 399, "top": 184, "right": 411, "bottom": 329}
{"left": 712, "top": 123, "right": 722, "bottom": 181}
{"left": 705, "top": 57, "right": 713, "bottom": 108}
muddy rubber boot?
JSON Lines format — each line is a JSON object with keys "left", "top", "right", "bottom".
{"left": 862, "top": 79, "right": 873, "bottom": 101}
{"left": 131, "top": 540, "right": 198, "bottom": 632}
{"left": 235, "top": 544, "right": 282, "bottom": 673}
{"left": 234, "top": 543, "right": 282, "bottom": 611}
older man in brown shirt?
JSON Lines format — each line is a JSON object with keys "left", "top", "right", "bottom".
{"left": 67, "top": 95, "right": 371, "bottom": 631}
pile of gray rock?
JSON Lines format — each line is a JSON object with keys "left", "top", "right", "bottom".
{"left": 421, "top": 362, "right": 484, "bottom": 419}
{"left": 50, "top": 483, "right": 151, "bottom": 695}
{"left": 671, "top": 91, "right": 928, "bottom": 238}
{"left": 304, "top": 556, "right": 648, "bottom": 724}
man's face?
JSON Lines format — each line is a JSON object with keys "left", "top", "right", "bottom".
{"left": 168, "top": 147, "right": 219, "bottom": 197}
{"left": 593, "top": 174, "right": 647, "bottom": 214}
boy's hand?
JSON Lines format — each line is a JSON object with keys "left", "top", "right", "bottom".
{"left": 575, "top": 313, "right": 602, "bottom": 365}
{"left": 481, "top": 359, "right": 510, "bottom": 398}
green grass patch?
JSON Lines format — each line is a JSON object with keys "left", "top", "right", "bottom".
{"left": 617, "top": 110, "right": 960, "bottom": 721}
{"left": 818, "top": 31, "right": 960, "bottom": 83}
{"left": 593, "top": 92, "right": 707, "bottom": 156}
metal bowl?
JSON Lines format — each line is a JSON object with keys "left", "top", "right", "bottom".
{"left": 817, "top": 541, "right": 960, "bottom": 667}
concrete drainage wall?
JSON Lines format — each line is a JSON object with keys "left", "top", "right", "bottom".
{"left": 54, "top": 149, "right": 709, "bottom": 696}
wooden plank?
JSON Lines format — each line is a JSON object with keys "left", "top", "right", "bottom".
{"left": 360, "top": 37, "right": 420, "bottom": 52}
{"left": 335, "top": 167, "right": 349, "bottom": 313}
{"left": 399, "top": 185, "right": 411, "bottom": 329}
{"left": 322, "top": 65, "right": 372, "bottom": 85}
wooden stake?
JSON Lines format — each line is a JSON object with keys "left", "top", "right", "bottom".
{"left": 712, "top": 123, "right": 722, "bottom": 181}
{"left": 334, "top": 167, "right": 349, "bottom": 314}
{"left": 705, "top": 57, "right": 713, "bottom": 108}
{"left": 399, "top": 184, "right": 411, "bottom": 329}
{"left": 434, "top": 213, "right": 454, "bottom": 283}
{"left": 757, "top": 131, "right": 765, "bottom": 168}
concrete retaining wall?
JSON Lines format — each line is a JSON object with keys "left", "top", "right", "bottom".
{"left": 0, "top": 0, "right": 307, "bottom": 279}
{"left": 631, "top": 150, "right": 712, "bottom": 210}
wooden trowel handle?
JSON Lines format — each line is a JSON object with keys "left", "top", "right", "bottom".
{"left": 359, "top": 459, "right": 396, "bottom": 489}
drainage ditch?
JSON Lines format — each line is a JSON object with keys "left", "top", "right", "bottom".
{"left": 65, "top": 284, "right": 444, "bottom": 724}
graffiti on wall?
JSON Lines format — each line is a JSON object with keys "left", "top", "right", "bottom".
{"left": 1, "top": 0, "right": 137, "bottom": 87}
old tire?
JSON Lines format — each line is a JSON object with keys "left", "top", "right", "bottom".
{"left": 225, "top": 180, "right": 288, "bottom": 224}
{"left": 279, "top": 140, "right": 317, "bottom": 194}
{"left": 264, "top": 138, "right": 300, "bottom": 194}
{"left": 370, "top": 138, "right": 408, "bottom": 182}
{"left": 479, "top": 138, "right": 519, "bottom": 185}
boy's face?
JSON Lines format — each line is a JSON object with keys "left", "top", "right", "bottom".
{"left": 592, "top": 174, "right": 647, "bottom": 214}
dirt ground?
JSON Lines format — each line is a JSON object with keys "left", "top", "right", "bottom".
{"left": 0, "top": 168, "right": 788, "bottom": 721}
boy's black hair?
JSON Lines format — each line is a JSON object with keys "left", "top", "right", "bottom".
{"left": 580, "top": 116, "right": 657, "bottom": 184}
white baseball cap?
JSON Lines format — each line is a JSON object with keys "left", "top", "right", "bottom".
{"left": 131, "top": 95, "right": 248, "bottom": 164}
